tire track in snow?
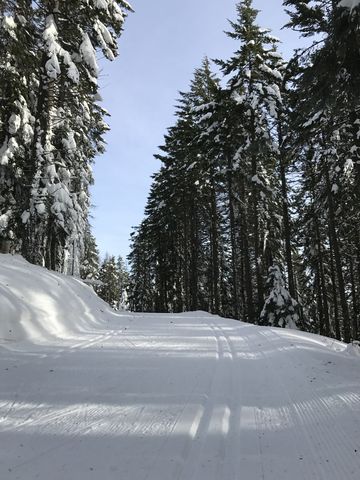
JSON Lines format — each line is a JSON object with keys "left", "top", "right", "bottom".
{"left": 173, "top": 321, "right": 235, "bottom": 480}
{"left": 137, "top": 323, "right": 221, "bottom": 480}
{"left": 214, "top": 322, "right": 242, "bottom": 480}
{"left": 68, "top": 329, "right": 117, "bottom": 350}
{"left": 151, "top": 322, "right": 221, "bottom": 480}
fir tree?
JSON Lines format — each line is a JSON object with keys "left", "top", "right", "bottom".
{"left": 0, "top": 1, "right": 36, "bottom": 247}
{"left": 97, "top": 255, "right": 121, "bottom": 309}
{"left": 283, "top": 0, "right": 360, "bottom": 341}
{"left": 216, "top": 0, "right": 285, "bottom": 321}
{"left": 260, "top": 265, "right": 299, "bottom": 328}
{"left": 80, "top": 225, "right": 100, "bottom": 283}
{"left": 0, "top": 1, "right": 132, "bottom": 271}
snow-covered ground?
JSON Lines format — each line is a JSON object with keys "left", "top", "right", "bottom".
{"left": 1, "top": 255, "right": 360, "bottom": 480}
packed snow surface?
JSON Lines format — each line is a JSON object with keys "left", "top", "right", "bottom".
{"left": 1, "top": 255, "right": 360, "bottom": 480}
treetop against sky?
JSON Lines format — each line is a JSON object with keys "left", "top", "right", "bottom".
{"left": 92, "top": 0, "right": 302, "bottom": 259}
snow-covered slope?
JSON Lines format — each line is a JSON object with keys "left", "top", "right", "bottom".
{"left": 1, "top": 255, "right": 360, "bottom": 480}
{"left": 0, "top": 254, "right": 113, "bottom": 343}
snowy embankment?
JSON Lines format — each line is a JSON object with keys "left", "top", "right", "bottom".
{"left": 0, "top": 254, "right": 114, "bottom": 344}
{"left": 1, "top": 255, "right": 360, "bottom": 480}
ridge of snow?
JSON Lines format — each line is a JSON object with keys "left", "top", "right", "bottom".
{"left": 0, "top": 255, "right": 112, "bottom": 344}
{"left": 0, "top": 254, "right": 354, "bottom": 356}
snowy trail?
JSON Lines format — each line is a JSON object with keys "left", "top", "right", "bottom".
{"left": 1, "top": 312, "right": 360, "bottom": 480}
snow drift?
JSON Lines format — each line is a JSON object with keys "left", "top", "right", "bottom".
{"left": 0, "top": 254, "right": 113, "bottom": 344}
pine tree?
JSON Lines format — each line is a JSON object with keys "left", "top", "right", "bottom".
{"left": 21, "top": 0, "right": 132, "bottom": 270}
{"left": 80, "top": 225, "right": 100, "bottom": 283}
{"left": 129, "top": 2, "right": 294, "bottom": 326}
{"left": 97, "top": 255, "right": 121, "bottom": 309}
{"left": 283, "top": 0, "right": 360, "bottom": 341}
{"left": 128, "top": 225, "right": 156, "bottom": 312}
{"left": 0, "top": 1, "right": 132, "bottom": 270}
{"left": 117, "top": 255, "right": 129, "bottom": 306}
{"left": 260, "top": 265, "right": 299, "bottom": 328}
{"left": 215, "top": 0, "right": 285, "bottom": 321}
{"left": 0, "top": 1, "right": 36, "bottom": 249}
{"left": 128, "top": 59, "right": 226, "bottom": 315}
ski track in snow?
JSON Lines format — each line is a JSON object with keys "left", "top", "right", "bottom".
{"left": 1, "top": 313, "right": 360, "bottom": 479}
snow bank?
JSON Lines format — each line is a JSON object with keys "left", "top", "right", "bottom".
{"left": 345, "top": 341, "right": 360, "bottom": 357}
{"left": 0, "top": 254, "right": 113, "bottom": 344}
{"left": 0, "top": 254, "right": 356, "bottom": 358}
{"left": 274, "top": 327, "right": 347, "bottom": 353}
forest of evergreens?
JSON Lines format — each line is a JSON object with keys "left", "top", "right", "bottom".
{"left": 1, "top": 1, "right": 360, "bottom": 342}
{"left": 0, "top": 0, "right": 132, "bottom": 270}
{"left": 128, "top": 0, "right": 360, "bottom": 342}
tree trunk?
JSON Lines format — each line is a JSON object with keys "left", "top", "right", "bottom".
{"left": 278, "top": 124, "right": 297, "bottom": 299}
{"left": 209, "top": 178, "right": 220, "bottom": 314}
{"left": 328, "top": 236, "right": 341, "bottom": 340}
{"left": 349, "top": 256, "right": 358, "bottom": 340}
{"left": 315, "top": 220, "right": 330, "bottom": 336}
{"left": 239, "top": 175, "right": 255, "bottom": 323}
{"left": 189, "top": 195, "right": 199, "bottom": 311}
{"left": 226, "top": 156, "right": 240, "bottom": 319}
{"left": 326, "top": 169, "right": 351, "bottom": 342}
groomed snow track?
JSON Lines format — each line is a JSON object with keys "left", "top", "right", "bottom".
{"left": 0, "top": 255, "right": 360, "bottom": 480}
{"left": 1, "top": 257, "right": 360, "bottom": 479}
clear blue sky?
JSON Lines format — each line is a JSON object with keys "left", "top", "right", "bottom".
{"left": 92, "top": 0, "right": 301, "bottom": 261}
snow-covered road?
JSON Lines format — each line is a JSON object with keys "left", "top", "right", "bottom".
{"left": 1, "top": 311, "right": 360, "bottom": 480}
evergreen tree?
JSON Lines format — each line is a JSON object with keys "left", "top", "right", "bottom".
{"left": 129, "top": 2, "right": 294, "bottom": 326}
{"left": 128, "top": 59, "right": 224, "bottom": 314}
{"left": 283, "top": 0, "right": 360, "bottom": 341}
{"left": 0, "top": 1, "right": 36, "bottom": 247}
{"left": 80, "top": 224, "right": 100, "bottom": 282}
{"left": 117, "top": 255, "right": 129, "bottom": 306}
{"left": 260, "top": 265, "right": 299, "bottom": 328}
{"left": 215, "top": 0, "right": 286, "bottom": 321}
{"left": 97, "top": 255, "right": 121, "bottom": 309}
{"left": 0, "top": 1, "right": 132, "bottom": 271}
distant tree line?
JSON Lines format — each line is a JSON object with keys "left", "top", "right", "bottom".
{"left": 0, "top": 0, "right": 132, "bottom": 272}
{"left": 129, "top": 0, "right": 360, "bottom": 342}
{"left": 80, "top": 230, "right": 129, "bottom": 309}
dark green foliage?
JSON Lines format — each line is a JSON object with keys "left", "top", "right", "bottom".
{"left": 80, "top": 225, "right": 100, "bottom": 282}
{"left": 284, "top": 0, "right": 360, "bottom": 341}
{"left": 129, "top": 3, "right": 291, "bottom": 326}
{"left": 97, "top": 255, "right": 121, "bottom": 309}
{"left": 0, "top": 1, "right": 132, "bottom": 273}
{"left": 129, "top": 0, "right": 360, "bottom": 342}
